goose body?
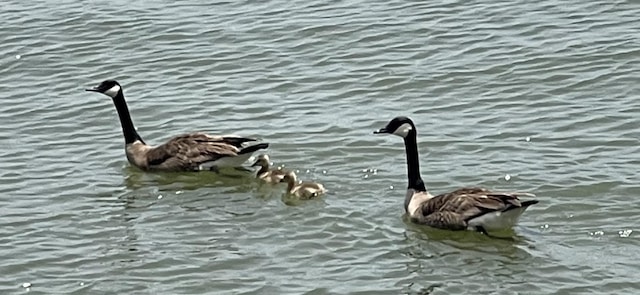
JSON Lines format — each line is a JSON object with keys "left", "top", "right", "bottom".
{"left": 251, "top": 154, "right": 287, "bottom": 184}
{"left": 86, "top": 80, "right": 268, "bottom": 172}
{"left": 374, "top": 116, "right": 538, "bottom": 233}
{"left": 280, "top": 171, "right": 326, "bottom": 199}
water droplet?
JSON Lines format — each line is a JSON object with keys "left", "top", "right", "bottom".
{"left": 15, "top": 55, "right": 21, "bottom": 59}
{"left": 363, "top": 174, "right": 369, "bottom": 179}
{"left": 619, "top": 229, "right": 632, "bottom": 238}
{"left": 322, "top": 170, "right": 327, "bottom": 174}
{"left": 389, "top": 185, "right": 394, "bottom": 190}
{"left": 175, "top": 190, "right": 183, "bottom": 195}
{"left": 157, "top": 195, "right": 163, "bottom": 199}
{"left": 504, "top": 174, "right": 511, "bottom": 181}
{"left": 525, "top": 136, "right": 531, "bottom": 142}
{"left": 361, "top": 169, "right": 367, "bottom": 173}
{"left": 22, "top": 283, "right": 31, "bottom": 288}
{"left": 80, "top": 282, "right": 85, "bottom": 286}
{"left": 542, "top": 224, "right": 549, "bottom": 229}
{"left": 590, "top": 230, "right": 604, "bottom": 236}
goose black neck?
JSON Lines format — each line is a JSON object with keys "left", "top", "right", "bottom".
{"left": 112, "top": 91, "right": 144, "bottom": 145}
{"left": 403, "top": 131, "right": 424, "bottom": 191}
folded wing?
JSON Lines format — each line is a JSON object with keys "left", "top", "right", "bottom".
{"left": 145, "top": 133, "right": 260, "bottom": 170}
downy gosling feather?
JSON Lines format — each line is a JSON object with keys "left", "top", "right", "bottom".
{"left": 251, "top": 154, "right": 287, "bottom": 184}
{"left": 279, "top": 171, "right": 326, "bottom": 199}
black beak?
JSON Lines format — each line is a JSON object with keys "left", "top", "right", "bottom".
{"left": 373, "top": 128, "right": 388, "bottom": 134}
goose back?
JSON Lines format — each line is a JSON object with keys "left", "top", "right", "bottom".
{"left": 127, "top": 132, "right": 265, "bottom": 171}
{"left": 410, "top": 187, "right": 537, "bottom": 231}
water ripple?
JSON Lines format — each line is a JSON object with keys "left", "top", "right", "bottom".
{"left": 1, "top": 0, "right": 639, "bottom": 293}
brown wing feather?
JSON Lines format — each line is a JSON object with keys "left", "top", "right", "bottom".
{"left": 144, "top": 133, "right": 254, "bottom": 170}
{"left": 417, "top": 187, "right": 529, "bottom": 229}
{"left": 421, "top": 211, "right": 468, "bottom": 230}
{"left": 418, "top": 188, "right": 486, "bottom": 216}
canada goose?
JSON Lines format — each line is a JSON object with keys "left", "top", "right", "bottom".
{"left": 374, "top": 116, "right": 538, "bottom": 234}
{"left": 279, "top": 171, "right": 326, "bottom": 199}
{"left": 251, "top": 154, "right": 287, "bottom": 184}
{"left": 85, "top": 80, "right": 268, "bottom": 171}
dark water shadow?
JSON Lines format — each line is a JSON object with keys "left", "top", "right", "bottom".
{"left": 104, "top": 166, "right": 264, "bottom": 259}
{"left": 396, "top": 216, "right": 540, "bottom": 294}
{"left": 121, "top": 166, "right": 258, "bottom": 193}
{"left": 280, "top": 192, "right": 328, "bottom": 207}
{"left": 107, "top": 165, "right": 267, "bottom": 220}
{"left": 400, "top": 214, "right": 536, "bottom": 258}
{"left": 253, "top": 181, "right": 287, "bottom": 201}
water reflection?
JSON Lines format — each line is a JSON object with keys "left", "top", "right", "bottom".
{"left": 400, "top": 214, "right": 536, "bottom": 258}
{"left": 121, "top": 166, "right": 257, "bottom": 193}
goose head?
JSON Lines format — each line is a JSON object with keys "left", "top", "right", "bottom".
{"left": 251, "top": 154, "right": 270, "bottom": 167}
{"left": 373, "top": 116, "right": 416, "bottom": 138}
{"left": 86, "top": 80, "right": 122, "bottom": 98}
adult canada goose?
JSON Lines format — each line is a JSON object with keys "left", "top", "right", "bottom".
{"left": 374, "top": 116, "right": 538, "bottom": 234}
{"left": 279, "top": 171, "right": 326, "bottom": 199}
{"left": 251, "top": 154, "right": 287, "bottom": 184}
{"left": 85, "top": 80, "right": 269, "bottom": 172}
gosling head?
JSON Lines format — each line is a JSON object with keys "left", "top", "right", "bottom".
{"left": 279, "top": 171, "right": 298, "bottom": 183}
{"left": 250, "top": 154, "right": 271, "bottom": 167}
{"left": 373, "top": 116, "right": 416, "bottom": 139}
{"left": 86, "top": 80, "right": 122, "bottom": 99}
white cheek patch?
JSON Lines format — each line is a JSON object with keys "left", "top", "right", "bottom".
{"left": 103, "top": 85, "right": 121, "bottom": 98}
{"left": 392, "top": 123, "right": 413, "bottom": 138}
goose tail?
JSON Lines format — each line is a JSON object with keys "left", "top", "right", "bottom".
{"left": 468, "top": 199, "right": 538, "bottom": 231}
{"left": 239, "top": 143, "right": 269, "bottom": 155}
{"left": 520, "top": 200, "right": 539, "bottom": 208}
{"left": 503, "top": 199, "right": 539, "bottom": 213}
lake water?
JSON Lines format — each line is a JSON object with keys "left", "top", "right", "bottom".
{"left": 1, "top": 0, "right": 639, "bottom": 294}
